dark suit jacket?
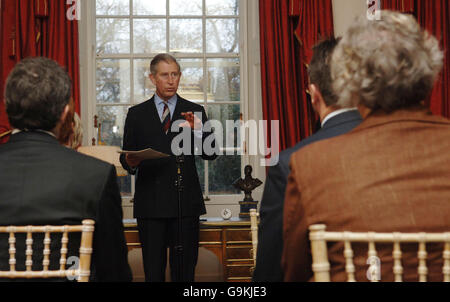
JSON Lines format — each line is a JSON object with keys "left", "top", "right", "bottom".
{"left": 283, "top": 107, "right": 450, "bottom": 282}
{"left": 253, "top": 110, "right": 363, "bottom": 282}
{"left": 0, "top": 131, "right": 132, "bottom": 282}
{"left": 120, "top": 95, "right": 217, "bottom": 219}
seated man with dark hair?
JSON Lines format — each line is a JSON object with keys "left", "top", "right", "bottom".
{"left": 0, "top": 57, "right": 132, "bottom": 282}
{"left": 253, "top": 37, "right": 362, "bottom": 282}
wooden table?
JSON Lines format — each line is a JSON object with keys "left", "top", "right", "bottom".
{"left": 124, "top": 218, "right": 254, "bottom": 282}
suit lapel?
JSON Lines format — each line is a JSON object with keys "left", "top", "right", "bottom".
{"left": 143, "top": 95, "right": 190, "bottom": 151}
{"left": 147, "top": 94, "right": 188, "bottom": 133}
{"left": 169, "top": 95, "right": 191, "bottom": 137}
{"left": 145, "top": 96, "right": 168, "bottom": 138}
{"left": 146, "top": 96, "right": 161, "bottom": 122}
{"left": 171, "top": 95, "right": 187, "bottom": 124}
{"left": 140, "top": 97, "right": 171, "bottom": 155}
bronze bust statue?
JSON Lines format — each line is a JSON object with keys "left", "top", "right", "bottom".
{"left": 233, "top": 165, "right": 263, "bottom": 202}
{"left": 233, "top": 165, "right": 263, "bottom": 218}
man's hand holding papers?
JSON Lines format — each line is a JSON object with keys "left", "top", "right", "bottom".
{"left": 119, "top": 148, "right": 170, "bottom": 168}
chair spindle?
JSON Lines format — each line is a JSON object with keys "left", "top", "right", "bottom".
{"left": 8, "top": 228, "right": 16, "bottom": 272}
{"left": 309, "top": 225, "right": 331, "bottom": 282}
{"left": 367, "top": 236, "right": 379, "bottom": 282}
{"left": 60, "top": 229, "right": 69, "bottom": 270}
{"left": 78, "top": 220, "right": 95, "bottom": 282}
{"left": 418, "top": 235, "right": 428, "bottom": 282}
{"left": 343, "top": 237, "right": 356, "bottom": 282}
{"left": 393, "top": 239, "right": 403, "bottom": 282}
{"left": 443, "top": 239, "right": 450, "bottom": 282}
{"left": 26, "top": 228, "right": 33, "bottom": 272}
{"left": 43, "top": 230, "right": 51, "bottom": 271}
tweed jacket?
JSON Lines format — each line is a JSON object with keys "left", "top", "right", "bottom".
{"left": 283, "top": 107, "right": 450, "bottom": 282}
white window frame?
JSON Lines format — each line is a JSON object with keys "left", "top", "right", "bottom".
{"left": 79, "top": 0, "right": 265, "bottom": 210}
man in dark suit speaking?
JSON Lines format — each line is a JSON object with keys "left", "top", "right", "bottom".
{"left": 253, "top": 38, "right": 363, "bottom": 281}
{"left": 120, "top": 54, "right": 217, "bottom": 282}
{"left": 0, "top": 57, "right": 132, "bottom": 282}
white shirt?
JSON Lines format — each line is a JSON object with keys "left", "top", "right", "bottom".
{"left": 154, "top": 94, "right": 203, "bottom": 138}
{"left": 154, "top": 94, "right": 177, "bottom": 120}
{"left": 321, "top": 108, "right": 359, "bottom": 128}
{"left": 12, "top": 129, "right": 56, "bottom": 138}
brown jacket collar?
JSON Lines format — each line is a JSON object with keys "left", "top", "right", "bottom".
{"left": 352, "top": 106, "right": 450, "bottom": 133}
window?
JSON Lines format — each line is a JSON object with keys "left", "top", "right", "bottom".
{"left": 87, "top": 0, "right": 257, "bottom": 202}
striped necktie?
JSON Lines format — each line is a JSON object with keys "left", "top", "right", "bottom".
{"left": 161, "top": 101, "right": 171, "bottom": 134}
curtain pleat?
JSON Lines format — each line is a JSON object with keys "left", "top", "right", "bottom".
{"left": 0, "top": 0, "right": 80, "bottom": 144}
{"left": 259, "top": 0, "right": 334, "bottom": 153}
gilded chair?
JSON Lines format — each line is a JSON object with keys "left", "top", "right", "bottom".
{"left": 250, "top": 209, "right": 259, "bottom": 267}
{"left": 0, "top": 130, "right": 12, "bottom": 140}
{"left": 0, "top": 220, "right": 95, "bottom": 282}
{"left": 309, "top": 224, "right": 450, "bottom": 282}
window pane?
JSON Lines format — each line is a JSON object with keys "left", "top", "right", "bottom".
{"left": 207, "top": 59, "right": 240, "bottom": 102}
{"left": 96, "top": 0, "right": 129, "bottom": 15}
{"left": 206, "top": 0, "right": 239, "bottom": 15}
{"left": 207, "top": 104, "right": 242, "bottom": 150}
{"left": 94, "top": 0, "right": 243, "bottom": 198}
{"left": 97, "top": 59, "right": 131, "bottom": 104}
{"left": 96, "top": 19, "right": 130, "bottom": 54}
{"left": 170, "top": 0, "right": 202, "bottom": 15}
{"left": 118, "top": 175, "right": 132, "bottom": 197}
{"left": 134, "top": 19, "right": 166, "bottom": 54}
{"left": 178, "top": 59, "right": 204, "bottom": 103}
{"left": 209, "top": 155, "right": 241, "bottom": 194}
{"left": 96, "top": 105, "right": 131, "bottom": 196}
{"left": 206, "top": 18, "right": 239, "bottom": 53}
{"left": 170, "top": 19, "right": 203, "bottom": 53}
{"left": 133, "top": 0, "right": 166, "bottom": 15}
{"left": 96, "top": 106, "right": 130, "bottom": 147}
{"left": 195, "top": 157, "right": 205, "bottom": 193}
{"left": 134, "top": 59, "right": 154, "bottom": 103}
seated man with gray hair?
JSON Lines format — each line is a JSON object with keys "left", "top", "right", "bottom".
{"left": 282, "top": 11, "right": 450, "bottom": 282}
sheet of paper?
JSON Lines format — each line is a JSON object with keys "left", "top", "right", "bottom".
{"left": 118, "top": 148, "right": 170, "bottom": 160}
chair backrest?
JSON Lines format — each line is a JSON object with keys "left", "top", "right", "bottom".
{"left": 309, "top": 224, "right": 450, "bottom": 282}
{"left": 250, "top": 209, "right": 259, "bottom": 267}
{"left": 0, "top": 130, "right": 12, "bottom": 139}
{"left": 0, "top": 220, "right": 95, "bottom": 282}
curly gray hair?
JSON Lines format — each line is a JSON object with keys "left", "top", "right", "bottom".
{"left": 331, "top": 10, "right": 444, "bottom": 112}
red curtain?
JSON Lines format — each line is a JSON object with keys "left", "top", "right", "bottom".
{"left": 259, "top": 0, "right": 334, "bottom": 152}
{"left": 383, "top": 0, "right": 450, "bottom": 118}
{"left": 290, "top": 0, "right": 335, "bottom": 64}
{"left": 0, "top": 0, "right": 80, "bottom": 144}
{"left": 383, "top": 0, "right": 415, "bottom": 12}
{"left": 0, "top": 0, "right": 7, "bottom": 143}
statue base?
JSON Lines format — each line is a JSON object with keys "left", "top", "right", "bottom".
{"left": 239, "top": 201, "right": 258, "bottom": 219}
